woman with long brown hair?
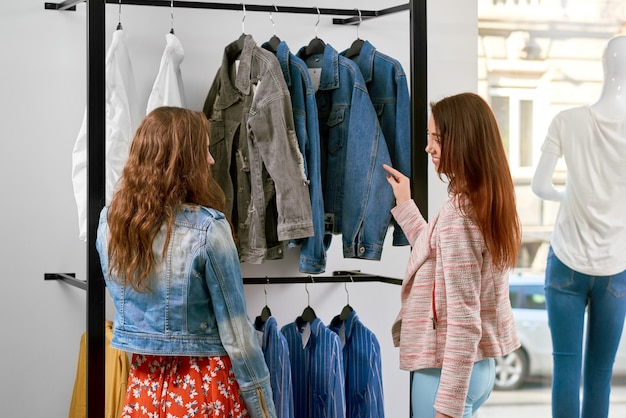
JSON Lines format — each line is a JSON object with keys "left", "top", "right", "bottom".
{"left": 96, "top": 106, "right": 276, "bottom": 418}
{"left": 383, "top": 92, "right": 521, "bottom": 418}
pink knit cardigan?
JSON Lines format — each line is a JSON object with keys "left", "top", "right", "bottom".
{"left": 391, "top": 198, "right": 520, "bottom": 418}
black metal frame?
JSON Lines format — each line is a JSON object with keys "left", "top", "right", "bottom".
{"left": 44, "top": 1, "right": 427, "bottom": 416}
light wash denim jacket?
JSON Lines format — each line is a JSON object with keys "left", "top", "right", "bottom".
{"left": 296, "top": 43, "right": 395, "bottom": 260}
{"left": 262, "top": 40, "right": 327, "bottom": 274}
{"left": 203, "top": 35, "right": 313, "bottom": 264}
{"left": 96, "top": 205, "right": 277, "bottom": 418}
{"left": 341, "top": 40, "right": 411, "bottom": 247}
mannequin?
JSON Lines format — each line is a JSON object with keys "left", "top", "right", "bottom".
{"left": 531, "top": 35, "right": 626, "bottom": 418}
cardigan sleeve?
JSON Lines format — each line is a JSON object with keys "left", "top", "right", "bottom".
{"left": 390, "top": 199, "right": 427, "bottom": 245}
{"left": 433, "top": 202, "right": 485, "bottom": 417}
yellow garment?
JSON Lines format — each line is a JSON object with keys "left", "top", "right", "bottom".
{"left": 68, "top": 320, "right": 130, "bottom": 418}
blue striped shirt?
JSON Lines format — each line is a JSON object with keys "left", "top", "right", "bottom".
{"left": 255, "top": 316, "right": 294, "bottom": 418}
{"left": 329, "top": 310, "right": 385, "bottom": 418}
{"left": 281, "top": 317, "right": 346, "bottom": 418}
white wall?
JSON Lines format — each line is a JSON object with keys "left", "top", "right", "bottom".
{"left": 0, "top": 1, "right": 476, "bottom": 416}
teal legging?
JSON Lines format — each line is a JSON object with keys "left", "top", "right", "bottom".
{"left": 410, "top": 357, "right": 495, "bottom": 417}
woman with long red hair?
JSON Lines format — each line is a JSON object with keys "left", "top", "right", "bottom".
{"left": 383, "top": 92, "right": 522, "bottom": 418}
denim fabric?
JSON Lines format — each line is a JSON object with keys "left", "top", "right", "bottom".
{"left": 262, "top": 40, "right": 327, "bottom": 274}
{"left": 203, "top": 35, "right": 313, "bottom": 264}
{"left": 410, "top": 358, "right": 495, "bottom": 418}
{"left": 545, "top": 246, "right": 626, "bottom": 418}
{"left": 296, "top": 43, "right": 395, "bottom": 260}
{"left": 254, "top": 316, "right": 295, "bottom": 418}
{"left": 329, "top": 310, "right": 384, "bottom": 418}
{"left": 96, "top": 205, "right": 276, "bottom": 418}
{"left": 340, "top": 40, "right": 410, "bottom": 247}
{"left": 281, "top": 318, "right": 346, "bottom": 418}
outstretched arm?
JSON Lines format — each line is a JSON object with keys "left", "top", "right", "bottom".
{"left": 531, "top": 152, "right": 564, "bottom": 202}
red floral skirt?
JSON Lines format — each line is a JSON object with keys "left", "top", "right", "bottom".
{"left": 121, "top": 354, "right": 248, "bottom": 418}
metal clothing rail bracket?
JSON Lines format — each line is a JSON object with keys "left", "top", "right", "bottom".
{"left": 44, "top": 272, "right": 87, "bottom": 290}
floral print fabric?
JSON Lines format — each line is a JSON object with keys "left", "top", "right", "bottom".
{"left": 122, "top": 354, "right": 248, "bottom": 418}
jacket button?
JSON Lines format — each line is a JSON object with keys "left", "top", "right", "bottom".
{"left": 359, "top": 247, "right": 365, "bottom": 254}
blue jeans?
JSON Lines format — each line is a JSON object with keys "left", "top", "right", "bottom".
{"left": 545, "top": 247, "right": 626, "bottom": 418}
{"left": 410, "top": 358, "right": 495, "bottom": 417}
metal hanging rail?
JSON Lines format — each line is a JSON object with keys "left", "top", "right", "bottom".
{"left": 45, "top": 0, "right": 409, "bottom": 22}
{"left": 45, "top": 1, "right": 426, "bottom": 417}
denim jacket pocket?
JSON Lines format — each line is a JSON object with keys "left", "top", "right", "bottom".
{"left": 326, "top": 107, "right": 345, "bottom": 154}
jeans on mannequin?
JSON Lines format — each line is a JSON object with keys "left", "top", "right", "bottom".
{"left": 545, "top": 246, "right": 626, "bottom": 418}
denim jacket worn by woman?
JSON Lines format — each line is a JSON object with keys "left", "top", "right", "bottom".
{"left": 203, "top": 35, "right": 313, "bottom": 264}
{"left": 262, "top": 40, "right": 327, "bottom": 274}
{"left": 296, "top": 43, "right": 395, "bottom": 260}
{"left": 96, "top": 205, "right": 277, "bottom": 418}
{"left": 341, "top": 40, "right": 411, "bottom": 247}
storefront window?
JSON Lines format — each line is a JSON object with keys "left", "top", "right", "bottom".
{"left": 477, "top": 0, "right": 626, "bottom": 413}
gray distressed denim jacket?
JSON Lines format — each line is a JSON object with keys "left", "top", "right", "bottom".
{"left": 203, "top": 35, "right": 314, "bottom": 263}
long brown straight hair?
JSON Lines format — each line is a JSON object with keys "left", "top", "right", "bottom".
{"left": 431, "top": 93, "right": 521, "bottom": 270}
{"left": 106, "top": 106, "right": 228, "bottom": 291}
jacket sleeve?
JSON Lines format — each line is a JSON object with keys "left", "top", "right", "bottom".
{"left": 390, "top": 199, "right": 427, "bottom": 245}
{"left": 204, "top": 217, "right": 277, "bottom": 418}
{"left": 434, "top": 204, "right": 484, "bottom": 417}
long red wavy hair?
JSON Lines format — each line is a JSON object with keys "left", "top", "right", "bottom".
{"left": 106, "top": 106, "right": 228, "bottom": 291}
{"left": 431, "top": 92, "right": 521, "bottom": 270}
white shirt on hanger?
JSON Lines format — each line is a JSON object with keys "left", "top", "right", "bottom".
{"left": 71, "top": 29, "right": 143, "bottom": 241}
{"left": 146, "top": 32, "right": 187, "bottom": 113}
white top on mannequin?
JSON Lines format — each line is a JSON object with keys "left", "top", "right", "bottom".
{"left": 531, "top": 35, "right": 626, "bottom": 275}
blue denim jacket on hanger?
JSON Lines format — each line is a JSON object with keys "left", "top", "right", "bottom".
{"left": 340, "top": 40, "right": 411, "bottom": 247}
{"left": 296, "top": 43, "right": 395, "bottom": 260}
{"left": 261, "top": 40, "right": 327, "bottom": 274}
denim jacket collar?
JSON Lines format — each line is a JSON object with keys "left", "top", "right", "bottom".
{"left": 274, "top": 41, "right": 293, "bottom": 87}
{"left": 214, "top": 34, "right": 256, "bottom": 110}
{"left": 348, "top": 40, "right": 376, "bottom": 83}
{"left": 296, "top": 43, "right": 341, "bottom": 91}
{"left": 318, "top": 44, "right": 340, "bottom": 91}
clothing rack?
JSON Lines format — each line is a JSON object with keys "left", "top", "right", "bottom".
{"left": 44, "top": 1, "right": 427, "bottom": 417}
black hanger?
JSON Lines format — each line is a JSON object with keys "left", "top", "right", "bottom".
{"left": 298, "top": 281, "right": 317, "bottom": 324}
{"left": 264, "top": 6, "right": 282, "bottom": 53}
{"left": 305, "top": 37, "right": 326, "bottom": 57}
{"left": 116, "top": 0, "right": 123, "bottom": 30}
{"left": 339, "top": 277, "right": 354, "bottom": 321}
{"left": 344, "top": 39, "right": 364, "bottom": 59}
{"left": 302, "top": 7, "right": 325, "bottom": 58}
{"left": 261, "top": 280, "right": 272, "bottom": 321}
{"left": 266, "top": 35, "right": 282, "bottom": 53}
{"left": 169, "top": 0, "right": 175, "bottom": 34}
{"left": 343, "top": 10, "right": 363, "bottom": 59}
{"left": 254, "top": 281, "right": 272, "bottom": 329}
